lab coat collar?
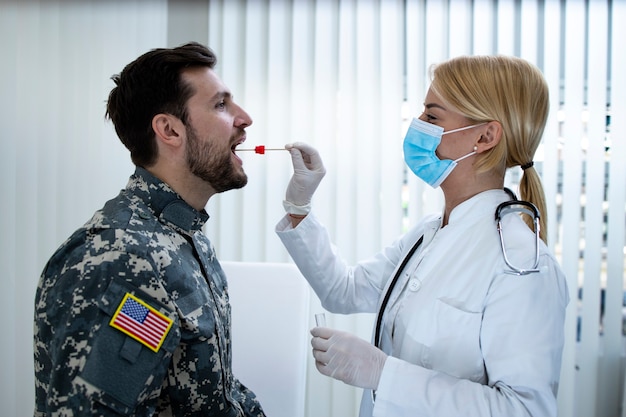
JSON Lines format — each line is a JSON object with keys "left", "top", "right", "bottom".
{"left": 445, "top": 189, "right": 511, "bottom": 227}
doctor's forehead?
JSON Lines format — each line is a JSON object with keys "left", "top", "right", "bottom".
{"left": 422, "top": 89, "right": 465, "bottom": 116}
{"left": 422, "top": 89, "right": 445, "bottom": 108}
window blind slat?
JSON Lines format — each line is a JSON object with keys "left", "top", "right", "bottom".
{"left": 379, "top": 0, "right": 405, "bottom": 245}
{"left": 520, "top": 0, "right": 539, "bottom": 62}
{"left": 496, "top": 0, "right": 516, "bottom": 54}
{"left": 581, "top": 2, "right": 610, "bottom": 414}
{"left": 560, "top": 2, "right": 590, "bottom": 415}
{"left": 354, "top": 0, "right": 381, "bottom": 258}
{"left": 238, "top": 0, "right": 270, "bottom": 260}
{"left": 606, "top": 4, "right": 626, "bottom": 416}
{"left": 472, "top": 0, "right": 496, "bottom": 54}
{"left": 335, "top": 0, "right": 358, "bottom": 261}
{"left": 584, "top": 0, "right": 609, "bottom": 307}
{"left": 448, "top": 0, "right": 471, "bottom": 57}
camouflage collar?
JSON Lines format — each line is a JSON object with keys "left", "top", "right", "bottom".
{"left": 129, "top": 167, "right": 209, "bottom": 234}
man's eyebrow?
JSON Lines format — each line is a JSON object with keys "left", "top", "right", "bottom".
{"left": 210, "top": 91, "right": 232, "bottom": 101}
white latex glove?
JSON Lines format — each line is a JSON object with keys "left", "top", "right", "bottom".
{"left": 283, "top": 142, "right": 326, "bottom": 215}
{"left": 311, "top": 327, "right": 388, "bottom": 390}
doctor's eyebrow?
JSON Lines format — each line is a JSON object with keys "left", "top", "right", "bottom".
{"left": 424, "top": 103, "right": 447, "bottom": 111}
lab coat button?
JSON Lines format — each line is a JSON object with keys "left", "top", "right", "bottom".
{"left": 408, "top": 279, "right": 421, "bottom": 291}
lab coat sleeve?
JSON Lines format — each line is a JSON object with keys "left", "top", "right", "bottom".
{"left": 275, "top": 212, "right": 423, "bottom": 314}
{"left": 373, "top": 254, "right": 569, "bottom": 417}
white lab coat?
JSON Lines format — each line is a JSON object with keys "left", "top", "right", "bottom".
{"left": 276, "top": 189, "right": 569, "bottom": 417}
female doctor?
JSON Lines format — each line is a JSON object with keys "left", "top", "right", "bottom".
{"left": 275, "top": 55, "right": 569, "bottom": 417}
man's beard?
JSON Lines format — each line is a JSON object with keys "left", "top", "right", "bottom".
{"left": 185, "top": 125, "right": 248, "bottom": 193}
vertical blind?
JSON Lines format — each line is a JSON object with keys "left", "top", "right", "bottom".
{"left": 2, "top": 1, "right": 625, "bottom": 416}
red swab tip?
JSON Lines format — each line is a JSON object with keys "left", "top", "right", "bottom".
{"left": 255, "top": 145, "right": 265, "bottom": 154}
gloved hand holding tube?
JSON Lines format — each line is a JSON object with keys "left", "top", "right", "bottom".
{"left": 310, "top": 327, "right": 388, "bottom": 390}
{"left": 283, "top": 142, "right": 326, "bottom": 215}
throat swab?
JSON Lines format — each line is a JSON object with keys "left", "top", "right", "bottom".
{"left": 236, "top": 145, "right": 286, "bottom": 155}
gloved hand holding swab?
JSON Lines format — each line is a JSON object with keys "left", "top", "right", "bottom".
{"left": 236, "top": 145, "right": 287, "bottom": 154}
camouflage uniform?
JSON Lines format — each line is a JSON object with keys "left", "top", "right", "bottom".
{"left": 34, "top": 167, "right": 265, "bottom": 417}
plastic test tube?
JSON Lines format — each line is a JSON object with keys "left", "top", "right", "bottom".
{"left": 236, "top": 145, "right": 286, "bottom": 154}
{"left": 315, "top": 313, "right": 326, "bottom": 327}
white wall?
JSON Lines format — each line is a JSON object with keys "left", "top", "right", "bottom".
{"left": 2, "top": 1, "right": 625, "bottom": 416}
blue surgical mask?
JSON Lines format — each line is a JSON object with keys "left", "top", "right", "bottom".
{"left": 403, "top": 118, "right": 482, "bottom": 188}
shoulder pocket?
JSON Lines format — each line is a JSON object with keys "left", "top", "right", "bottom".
{"left": 78, "top": 279, "right": 180, "bottom": 413}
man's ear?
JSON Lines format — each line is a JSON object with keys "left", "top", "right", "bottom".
{"left": 476, "top": 120, "right": 502, "bottom": 152}
{"left": 152, "top": 113, "right": 185, "bottom": 148}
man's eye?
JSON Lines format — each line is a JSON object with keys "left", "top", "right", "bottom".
{"left": 216, "top": 101, "right": 226, "bottom": 109}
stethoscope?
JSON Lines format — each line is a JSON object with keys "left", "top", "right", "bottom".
{"left": 495, "top": 189, "right": 541, "bottom": 275}
{"left": 371, "top": 189, "right": 541, "bottom": 401}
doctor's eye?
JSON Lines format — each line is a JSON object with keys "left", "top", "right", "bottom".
{"left": 419, "top": 112, "right": 437, "bottom": 122}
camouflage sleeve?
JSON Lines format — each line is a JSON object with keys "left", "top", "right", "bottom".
{"left": 232, "top": 378, "right": 267, "bottom": 417}
{"left": 34, "top": 247, "right": 180, "bottom": 416}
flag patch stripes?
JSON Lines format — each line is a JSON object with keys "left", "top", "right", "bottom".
{"left": 109, "top": 292, "right": 173, "bottom": 352}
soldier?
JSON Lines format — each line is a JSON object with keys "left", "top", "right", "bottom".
{"left": 33, "top": 42, "right": 265, "bottom": 416}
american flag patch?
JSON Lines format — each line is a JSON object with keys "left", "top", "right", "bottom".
{"left": 109, "top": 293, "right": 173, "bottom": 352}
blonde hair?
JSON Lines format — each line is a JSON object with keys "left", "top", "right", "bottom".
{"left": 430, "top": 55, "right": 550, "bottom": 242}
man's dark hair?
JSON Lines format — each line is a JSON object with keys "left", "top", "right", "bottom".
{"left": 106, "top": 42, "right": 217, "bottom": 167}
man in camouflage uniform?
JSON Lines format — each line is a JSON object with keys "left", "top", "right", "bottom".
{"left": 33, "top": 42, "right": 265, "bottom": 416}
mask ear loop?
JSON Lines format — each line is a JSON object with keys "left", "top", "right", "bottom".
{"left": 449, "top": 128, "right": 483, "bottom": 163}
{"left": 441, "top": 122, "right": 488, "bottom": 136}
{"left": 433, "top": 123, "right": 487, "bottom": 165}
{"left": 495, "top": 200, "right": 541, "bottom": 275}
{"left": 452, "top": 145, "right": 478, "bottom": 163}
